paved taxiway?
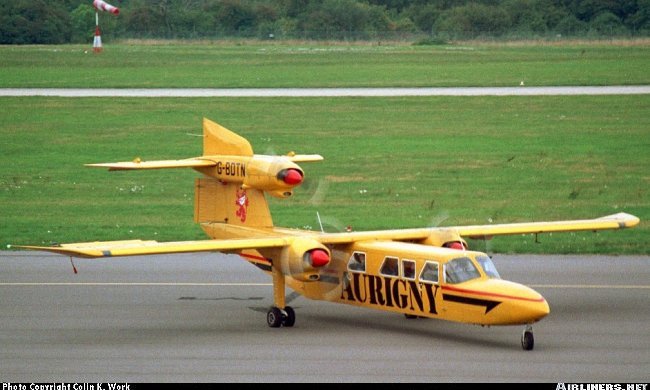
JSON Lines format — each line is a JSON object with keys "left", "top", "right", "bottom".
{"left": 1, "top": 251, "right": 648, "bottom": 382}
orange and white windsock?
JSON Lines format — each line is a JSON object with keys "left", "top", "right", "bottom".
{"left": 93, "top": 0, "right": 119, "bottom": 15}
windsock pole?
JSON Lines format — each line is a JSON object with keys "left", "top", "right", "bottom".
{"left": 93, "top": 11, "right": 102, "bottom": 53}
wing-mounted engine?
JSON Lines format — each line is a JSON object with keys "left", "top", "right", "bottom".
{"left": 279, "top": 237, "right": 331, "bottom": 282}
{"left": 416, "top": 229, "right": 469, "bottom": 250}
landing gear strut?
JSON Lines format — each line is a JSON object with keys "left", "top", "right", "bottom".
{"left": 267, "top": 265, "right": 296, "bottom": 328}
{"left": 521, "top": 324, "right": 534, "bottom": 351}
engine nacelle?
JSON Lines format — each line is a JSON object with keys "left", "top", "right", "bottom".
{"left": 243, "top": 157, "right": 304, "bottom": 198}
{"left": 417, "top": 229, "right": 469, "bottom": 250}
{"left": 279, "top": 238, "right": 331, "bottom": 282}
{"left": 197, "top": 155, "right": 306, "bottom": 198}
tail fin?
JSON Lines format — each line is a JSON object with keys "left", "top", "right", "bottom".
{"left": 85, "top": 118, "right": 252, "bottom": 171}
{"left": 195, "top": 178, "right": 273, "bottom": 233}
{"left": 202, "top": 118, "right": 253, "bottom": 156}
{"left": 195, "top": 119, "right": 274, "bottom": 236}
{"left": 87, "top": 118, "right": 322, "bottom": 238}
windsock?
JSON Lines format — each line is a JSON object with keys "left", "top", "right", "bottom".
{"left": 93, "top": 0, "right": 119, "bottom": 15}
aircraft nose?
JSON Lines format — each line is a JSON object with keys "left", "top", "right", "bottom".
{"left": 521, "top": 296, "right": 550, "bottom": 322}
{"left": 508, "top": 286, "right": 549, "bottom": 323}
{"left": 477, "top": 279, "right": 550, "bottom": 325}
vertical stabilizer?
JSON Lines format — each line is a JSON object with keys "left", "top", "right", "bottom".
{"left": 195, "top": 178, "right": 274, "bottom": 238}
{"left": 203, "top": 118, "right": 254, "bottom": 156}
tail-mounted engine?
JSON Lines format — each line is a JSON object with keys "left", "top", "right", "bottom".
{"left": 243, "top": 157, "right": 305, "bottom": 198}
{"left": 279, "top": 238, "right": 331, "bottom": 282}
{"left": 197, "top": 155, "right": 306, "bottom": 198}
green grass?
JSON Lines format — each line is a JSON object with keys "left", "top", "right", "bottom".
{"left": 1, "top": 96, "right": 648, "bottom": 254}
{"left": 1, "top": 41, "right": 649, "bottom": 87}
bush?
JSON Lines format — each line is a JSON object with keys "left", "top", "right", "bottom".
{"left": 590, "top": 11, "right": 628, "bottom": 36}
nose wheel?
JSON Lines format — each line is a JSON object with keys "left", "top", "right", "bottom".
{"left": 521, "top": 324, "right": 534, "bottom": 350}
{"left": 267, "top": 306, "right": 295, "bottom": 328}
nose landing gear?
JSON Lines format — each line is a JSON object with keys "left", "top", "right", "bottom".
{"left": 521, "top": 324, "right": 534, "bottom": 350}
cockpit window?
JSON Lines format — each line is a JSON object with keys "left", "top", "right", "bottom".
{"left": 380, "top": 256, "right": 399, "bottom": 277}
{"left": 444, "top": 257, "right": 481, "bottom": 284}
{"left": 420, "top": 261, "right": 439, "bottom": 284}
{"left": 477, "top": 255, "right": 501, "bottom": 279}
{"left": 347, "top": 251, "right": 366, "bottom": 272}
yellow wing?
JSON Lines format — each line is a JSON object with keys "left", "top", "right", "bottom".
{"left": 316, "top": 212, "right": 640, "bottom": 244}
{"left": 453, "top": 212, "right": 639, "bottom": 239}
{"left": 13, "top": 237, "right": 289, "bottom": 258}
{"left": 14, "top": 213, "right": 639, "bottom": 258}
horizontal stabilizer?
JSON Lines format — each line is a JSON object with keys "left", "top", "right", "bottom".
{"left": 284, "top": 154, "right": 324, "bottom": 162}
{"left": 86, "top": 158, "right": 216, "bottom": 171}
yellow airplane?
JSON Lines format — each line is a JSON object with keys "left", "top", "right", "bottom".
{"left": 14, "top": 118, "right": 640, "bottom": 351}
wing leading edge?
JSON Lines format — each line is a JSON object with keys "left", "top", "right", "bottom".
{"left": 14, "top": 237, "right": 289, "bottom": 258}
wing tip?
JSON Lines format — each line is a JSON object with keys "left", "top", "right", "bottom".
{"left": 598, "top": 212, "right": 640, "bottom": 228}
{"left": 11, "top": 244, "right": 103, "bottom": 258}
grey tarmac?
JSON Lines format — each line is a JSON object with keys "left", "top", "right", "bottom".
{"left": 1, "top": 251, "right": 648, "bottom": 382}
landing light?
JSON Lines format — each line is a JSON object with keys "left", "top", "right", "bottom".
{"left": 278, "top": 168, "right": 303, "bottom": 185}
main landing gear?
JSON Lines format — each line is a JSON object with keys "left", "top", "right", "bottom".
{"left": 521, "top": 324, "right": 534, "bottom": 351}
{"left": 267, "top": 266, "right": 296, "bottom": 328}
{"left": 267, "top": 306, "right": 295, "bottom": 327}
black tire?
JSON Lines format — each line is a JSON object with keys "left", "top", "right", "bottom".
{"left": 267, "top": 307, "right": 283, "bottom": 328}
{"left": 521, "top": 331, "right": 534, "bottom": 351}
{"left": 282, "top": 306, "right": 296, "bottom": 327}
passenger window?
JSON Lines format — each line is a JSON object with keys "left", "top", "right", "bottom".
{"left": 402, "top": 260, "right": 416, "bottom": 280}
{"left": 420, "top": 261, "right": 439, "bottom": 284}
{"left": 347, "top": 251, "right": 366, "bottom": 272}
{"left": 380, "top": 256, "right": 399, "bottom": 277}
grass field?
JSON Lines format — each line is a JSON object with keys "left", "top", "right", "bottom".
{"left": 1, "top": 40, "right": 649, "bottom": 87}
{"left": 1, "top": 95, "right": 648, "bottom": 254}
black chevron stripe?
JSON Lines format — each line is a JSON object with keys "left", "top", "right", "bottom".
{"left": 442, "top": 294, "right": 501, "bottom": 314}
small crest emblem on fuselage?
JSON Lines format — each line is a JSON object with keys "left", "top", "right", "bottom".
{"left": 235, "top": 188, "right": 249, "bottom": 222}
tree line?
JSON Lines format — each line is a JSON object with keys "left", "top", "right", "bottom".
{"left": 1, "top": 0, "right": 649, "bottom": 44}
